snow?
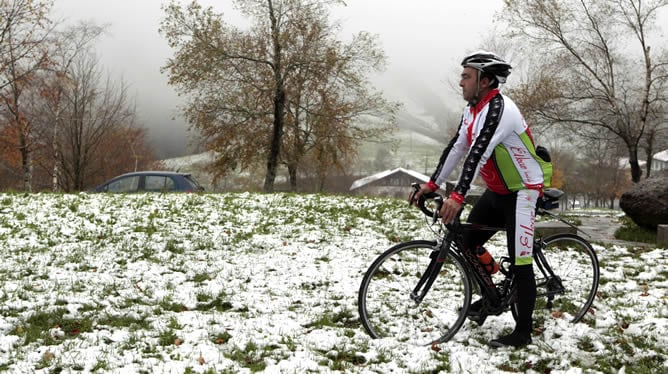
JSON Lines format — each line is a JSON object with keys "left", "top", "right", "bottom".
{"left": 653, "top": 149, "right": 668, "bottom": 162}
{"left": 617, "top": 157, "right": 648, "bottom": 169}
{"left": 349, "top": 168, "right": 430, "bottom": 190}
{"left": 161, "top": 151, "right": 215, "bottom": 172}
{"left": 0, "top": 192, "right": 665, "bottom": 373}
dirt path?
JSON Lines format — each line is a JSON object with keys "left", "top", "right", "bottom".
{"left": 575, "top": 214, "right": 651, "bottom": 247}
{"left": 577, "top": 215, "right": 620, "bottom": 241}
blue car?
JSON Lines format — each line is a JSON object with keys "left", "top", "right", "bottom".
{"left": 91, "top": 171, "right": 204, "bottom": 193}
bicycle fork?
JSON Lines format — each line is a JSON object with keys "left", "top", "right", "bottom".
{"left": 409, "top": 240, "right": 449, "bottom": 304}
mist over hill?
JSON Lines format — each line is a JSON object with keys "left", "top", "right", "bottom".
{"left": 156, "top": 84, "right": 461, "bottom": 190}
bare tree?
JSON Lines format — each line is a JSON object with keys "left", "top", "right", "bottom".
{"left": 578, "top": 129, "right": 631, "bottom": 207}
{"left": 0, "top": 0, "right": 54, "bottom": 90}
{"left": 502, "top": 0, "right": 668, "bottom": 183}
{"left": 641, "top": 111, "right": 668, "bottom": 177}
{"left": 56, "top": 51, "right": 139, "bottom": 191}
{"left": 0, "top": 0, "right": 55, "bottom": 191}
{"left": 38, "top": 22, "right": 104, "bottom": 191}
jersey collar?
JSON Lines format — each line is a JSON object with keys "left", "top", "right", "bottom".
{"left": 470, "top": 89, "right": 500, "bottom": 115}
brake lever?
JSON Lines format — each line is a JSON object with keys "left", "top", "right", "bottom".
{"left": 408, "top": 182, "right": 420, "bottom": 206}
{"left": 431, "top": 195, "right": 443, "bottom": 224}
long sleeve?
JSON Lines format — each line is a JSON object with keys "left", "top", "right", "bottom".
{"left": 452, "top": 94, "right": 505, "bottom": 198}
{"left": 430, "top": 117, "right": 468, "bottom": 187}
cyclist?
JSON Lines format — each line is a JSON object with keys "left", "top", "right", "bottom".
{"left": 412, "top": 51, "right": 552, "bottom": 348}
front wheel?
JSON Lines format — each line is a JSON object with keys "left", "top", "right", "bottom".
{"left": 533, "top": 234, "right": 600, "bottom": 323}
{"left": 358, "top": 240, "right": 472, "bottom": 345}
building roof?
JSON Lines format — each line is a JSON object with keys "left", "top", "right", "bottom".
{"left": 618, "top": 149, "right": 668, "bottom": 168}
{"left": 349, "top": 167, "right": 430, "bottom": 190}
{"left": 618, "top": 158, "right": 647, "bottom": 169}
{"left": 654, "top": 149, "right": 668, "bottom": 162}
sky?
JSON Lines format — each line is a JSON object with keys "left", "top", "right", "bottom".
{"left": 0, "top": 192, "right": 665, "bottom": 372}
{"left": 52, "top": 0, "right": 505, "bottom": 159}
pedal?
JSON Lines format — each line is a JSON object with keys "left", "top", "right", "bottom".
{"left": 466, "top": 299, "right": 492, "bottom": 326}
{"left": 467, "top": 313, "right": 488, "bottom": 326}
{"left": 545, "top": 296, "right": 554, "bottom": 309}
{"left": 498, "top": 256, "right": 512, "bottom": 276}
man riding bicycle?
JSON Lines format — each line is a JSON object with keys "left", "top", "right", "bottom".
{"left": 412, "top": 51, "right": 552, "bottom": 348}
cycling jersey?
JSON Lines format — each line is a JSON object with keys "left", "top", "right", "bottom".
{"left": 429, "top": 89, "right": 552, "bottom": 203}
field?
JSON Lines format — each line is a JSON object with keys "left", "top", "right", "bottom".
{"left": 0, "top": 192, "right": 665, "bottom": 373}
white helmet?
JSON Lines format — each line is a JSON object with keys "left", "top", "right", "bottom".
{"left": 461, "top": 51, "right": 512, "bottom": 84}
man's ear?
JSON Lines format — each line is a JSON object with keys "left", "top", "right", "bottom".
{"left": 479, "top": 76, "right": 493, "bottom": 89}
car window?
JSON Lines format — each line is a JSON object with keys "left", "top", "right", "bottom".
{"left": 184, "top": 175, "right": 204, "bottom": 191}
{"left": 145, "top": 175, "right": 176, "bottom": 192}
{"left": 106, "top": 176, "right": 140, "bottom": 193}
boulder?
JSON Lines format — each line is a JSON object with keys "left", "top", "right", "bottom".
{"left": 619, "top": 177, "right": 668, "bottom": 229}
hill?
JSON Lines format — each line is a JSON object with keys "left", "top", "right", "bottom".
{"left": 159, "top": 126, "right": 450, "bottom": 192}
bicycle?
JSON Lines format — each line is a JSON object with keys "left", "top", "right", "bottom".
{"left": 358, "top": 183, "right": 600, "bottom": 345}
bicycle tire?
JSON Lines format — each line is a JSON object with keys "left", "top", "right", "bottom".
{"left": 534, "top": 233, "right": 600, "bottom": 323}
{"left": 358, "top": 240, "right": 472, "bottom": 345}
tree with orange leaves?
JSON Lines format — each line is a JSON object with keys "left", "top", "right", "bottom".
{"left": 0, "top": 0, "right": 55, "bottom": 191}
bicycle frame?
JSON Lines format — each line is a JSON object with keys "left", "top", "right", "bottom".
{"left": 359, "top": 184, "right": 598, "bottom": 344}
{"left": 409, "top": 218, "right": 565, "bottom": 315}
{"left": 409, "top": 240, "right": 446, "bottom": 304}
{"left": 410, "top": 220, "right": 504, "bottom": 308}
{"left": 532, "top": 237, "right": 565, "bottom": 308}
{"left": 406, "top": 183, "right": 572, "bottom": 316}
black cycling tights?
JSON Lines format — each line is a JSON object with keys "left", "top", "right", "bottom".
{"left": 463, "top": 189, "right": 537, "bottom": 332}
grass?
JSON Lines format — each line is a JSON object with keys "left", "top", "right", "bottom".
{"left": 224, "top": 341, "right": 267, "bottom": 372}
{"left": 614, "top": 216, "right": 657, "bottom": 243}
{"left": 0, "top": 192, "right": 664, "bottom": 373}
{"left": 14, "top": 308, "right": 95, "bottom": 346}
{"left": 97, "top": 313, "right": 151, "bottom": 330}
{"left": 195, "top": 292, "right": 233, "bottom": 312}
{"left": 304, "top": 308, "right": 359, "bottom": 329}
{"left": 555, "top": 213, "right": 583, "bottom": 226}
{"left": 319, "top": 345, "right": 368, "bottom": 370}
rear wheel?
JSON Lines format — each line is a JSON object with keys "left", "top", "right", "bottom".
{"left": 358, "top": 240, "right": 472, "bottom": 345}
{"left": 533, "top": 234, "right": 599, "bottom": 323}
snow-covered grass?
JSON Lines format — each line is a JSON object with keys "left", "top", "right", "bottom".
{"left": 0, "top": 192, "right": 665, "bottom": 373}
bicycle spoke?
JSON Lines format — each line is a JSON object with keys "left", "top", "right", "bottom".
{"left": 359, "top": 241, "right": 471, "bottom": 345}
{"left": 535, "top": 234, "right": 599, "bottom": 323}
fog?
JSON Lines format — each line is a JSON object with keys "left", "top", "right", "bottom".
{"left": 53, "top": 0, "right": 504, "bottom": 159}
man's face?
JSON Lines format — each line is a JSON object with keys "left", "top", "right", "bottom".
{"left": 459, "top": 66, "right": 480, "bottom": 103}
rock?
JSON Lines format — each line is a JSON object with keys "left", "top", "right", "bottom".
{"left": 619, "top": 177, "right": 668, "bottom": 229}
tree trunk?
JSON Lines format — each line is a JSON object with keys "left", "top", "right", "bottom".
{"left": 52, "top": 105, "right": 60, "bottom": 192}
{"left": 287, "top": 164, "right": 297, "bottom": 192}
{"left": 20, "top": 132, "right": 32, "bottom": 192}
{"left": 645, "top": 147, "right": 653, "bottom": 179}
{"left": 264, "top": 86, "right": 285, "bottom": 193}
{"left": 628, "top": 149, "right": 642, "bottom": 183}
{"left": 264, "top": 0, "right": 285, "bottom": 193}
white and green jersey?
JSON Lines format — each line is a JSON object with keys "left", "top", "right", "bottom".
{"left": 430, "top": 89, "right": 552, "bottom": 202}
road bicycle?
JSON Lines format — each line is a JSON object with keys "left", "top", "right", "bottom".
{"left": 358, "top": 184, "right": 600, "bottom": 345}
